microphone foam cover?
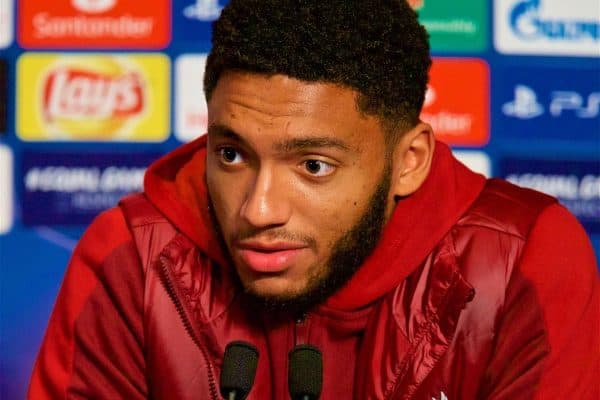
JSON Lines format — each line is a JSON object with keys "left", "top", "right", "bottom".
{"left": 219, "top": 341, "right": 259, "bottom": 400}
{"left": 288, "top": 344, "right": 323, "bottom": 400}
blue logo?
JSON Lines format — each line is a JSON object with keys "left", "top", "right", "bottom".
{"left": 183, "top": 0, "right": 223, "bottom": 21}
{"left": 173, "top": 0, "right": 228, "bottom": 45}
{"left": 502, "top": 85, "right": 545, "bottom": 120}
{"left": 494, "top": 66, "right": 600, "bottom": 141}
{"left": 501, "top": 158, "right": 600, "bottom": 233}
{"left": 509, "top": 0, "right": 599, "bottom": 41}
{"left": 21, "top": 152, "right": 160, "bottom": 225}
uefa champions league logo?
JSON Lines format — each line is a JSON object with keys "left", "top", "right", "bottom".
{"left": 183, "top": 0, "right": 223, "bottom": 21}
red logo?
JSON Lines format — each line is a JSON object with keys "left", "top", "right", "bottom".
{"left": 43, "top": 68, "right": 144, "bottom": 122}
{"left": 18, "top": 0, "right": 171, "bottom": 49}
{"left": 407, "top": 0, "right": 424, "bottom": 10}
{"left": 421, "top": 58, "right": 489, "bottom": 147}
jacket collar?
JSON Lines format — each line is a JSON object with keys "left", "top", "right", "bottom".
{"left": 327, "top": 141, "right": 485, "bottom": 310}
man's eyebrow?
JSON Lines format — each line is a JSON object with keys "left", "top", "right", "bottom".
{"left": 274, "top": 137, "right": 352, "bottom": 153}
{"left": 208, "top": 124, "right": 354, "bottom": 153}
{"left": 207, "top": 124, "right": 243, "bottom": 142}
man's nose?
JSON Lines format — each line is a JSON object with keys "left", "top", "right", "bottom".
{"left": 239, "top": 167, "right": 292, "bottom": 228}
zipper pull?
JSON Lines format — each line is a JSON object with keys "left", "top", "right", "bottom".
{"left": 295, "top": 312, "right": 307, "bottom": 325}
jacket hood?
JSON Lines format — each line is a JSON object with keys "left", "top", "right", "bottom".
{"left": 144, "top": 135, "right": 486, "bottom": 311}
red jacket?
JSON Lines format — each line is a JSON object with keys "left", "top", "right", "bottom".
{"left": 29, "top": 137, "right": 599, "bottom": 399}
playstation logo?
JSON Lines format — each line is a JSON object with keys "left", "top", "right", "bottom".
{"left": 502, "top": 85, "right": 544, "bottom": 119}
{"left": 183, "top": 0, "right": 223, "bottom": 21}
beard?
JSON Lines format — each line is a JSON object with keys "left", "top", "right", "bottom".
{"left": 208, "top": 166, "right": 391, "bottom": 316}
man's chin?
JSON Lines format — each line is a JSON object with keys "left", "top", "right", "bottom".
{"left": 241, "top": 278, "right": 321, "bottom": 315}
{"left": 242, "top": 277, "right": 308, "bottom": 302}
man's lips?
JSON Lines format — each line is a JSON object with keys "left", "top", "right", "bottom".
{"left": 235, "top": 241, "right": 308, "bottom": 273}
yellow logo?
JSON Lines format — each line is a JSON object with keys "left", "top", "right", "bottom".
{"left": 17, "top": 53, "right": 170, "bottom": 142}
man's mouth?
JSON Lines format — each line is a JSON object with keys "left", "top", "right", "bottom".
{"left": 234, "top": 241, "right": 308, "bottom": 273}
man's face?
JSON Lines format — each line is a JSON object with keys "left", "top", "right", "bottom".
{"left": 206, "top": 72, "right": 396, "bottom": 311}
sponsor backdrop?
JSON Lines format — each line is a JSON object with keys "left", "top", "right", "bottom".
{"left": 0, "top": 0, "right": 598, "bottom": 398}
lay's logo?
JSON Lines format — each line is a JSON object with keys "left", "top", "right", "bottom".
{"left": 17, "top": 53, "right": 170, "bottom": 142}
{"left": 43, "top": 68, "right": 144, "bottom": 121}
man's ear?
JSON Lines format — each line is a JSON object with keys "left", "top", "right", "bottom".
{"left": 390, "top": 122, "right": 435, "bottom": 198}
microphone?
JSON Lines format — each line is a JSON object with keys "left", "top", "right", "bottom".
{"left": 219, "top": 341, "right": 259, "bottom": 400}
{"left": 288, "top": 344, "right": 323, "bottom": 400}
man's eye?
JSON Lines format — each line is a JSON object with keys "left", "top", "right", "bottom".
{"left": 219, "top": 147, "right": 243, "bottom": 164}
{"left": 303, "top": 160, "right": 335, "bottom": 177}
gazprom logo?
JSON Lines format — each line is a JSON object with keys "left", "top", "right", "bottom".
{"left": 495, "top": 0, "right": 600, "bottom": 56}
{"left": 510, "top": 0, "right": 598, "bottom": 41}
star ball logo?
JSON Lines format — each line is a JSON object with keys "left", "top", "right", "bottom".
{"left": 174, "top": 0, "right": 224, "bottom": 43}
{"left": 17, "top": 53, "right": 170, "bottom": 142}
{"left": 183, "top": 0, "right": 223, "bottom": 21}
{"left": 18, "top": 0, "right": 171, "bottom": 48}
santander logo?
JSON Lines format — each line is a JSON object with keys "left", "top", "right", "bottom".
{"left": 423, "top": 86, "right": 436, "bottom": 108}
{"left": 43, "top": 67, "right": 144, "bottom": 121}
{"left": 18, "top": 0, "right": 169, "bottom": 48}
{"left": 420, "top": 58, "right": 489, "bottom": 146}
{"left": 71, "top": 0, "right": 117, "bottom": 13}
{"left": 407, "top": 0, "right": 424, "bottom": 10}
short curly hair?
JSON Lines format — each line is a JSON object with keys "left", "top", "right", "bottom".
{"left": 204, "top": 0, "right": 431, "bottom": 135}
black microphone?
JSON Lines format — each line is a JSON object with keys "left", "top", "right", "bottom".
{"left": 219, "top": 341, "right": 259, "bottom": 400}
{"left": 288, "top": 344, "right": 323, "bottom": 400}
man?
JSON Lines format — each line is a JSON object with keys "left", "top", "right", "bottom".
{"left": 29, "top": 1, "right": 598, "bottom": 399}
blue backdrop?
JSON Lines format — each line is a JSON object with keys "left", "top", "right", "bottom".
{"left": 0, "top": 0, "right": 598, "bottom": 398}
